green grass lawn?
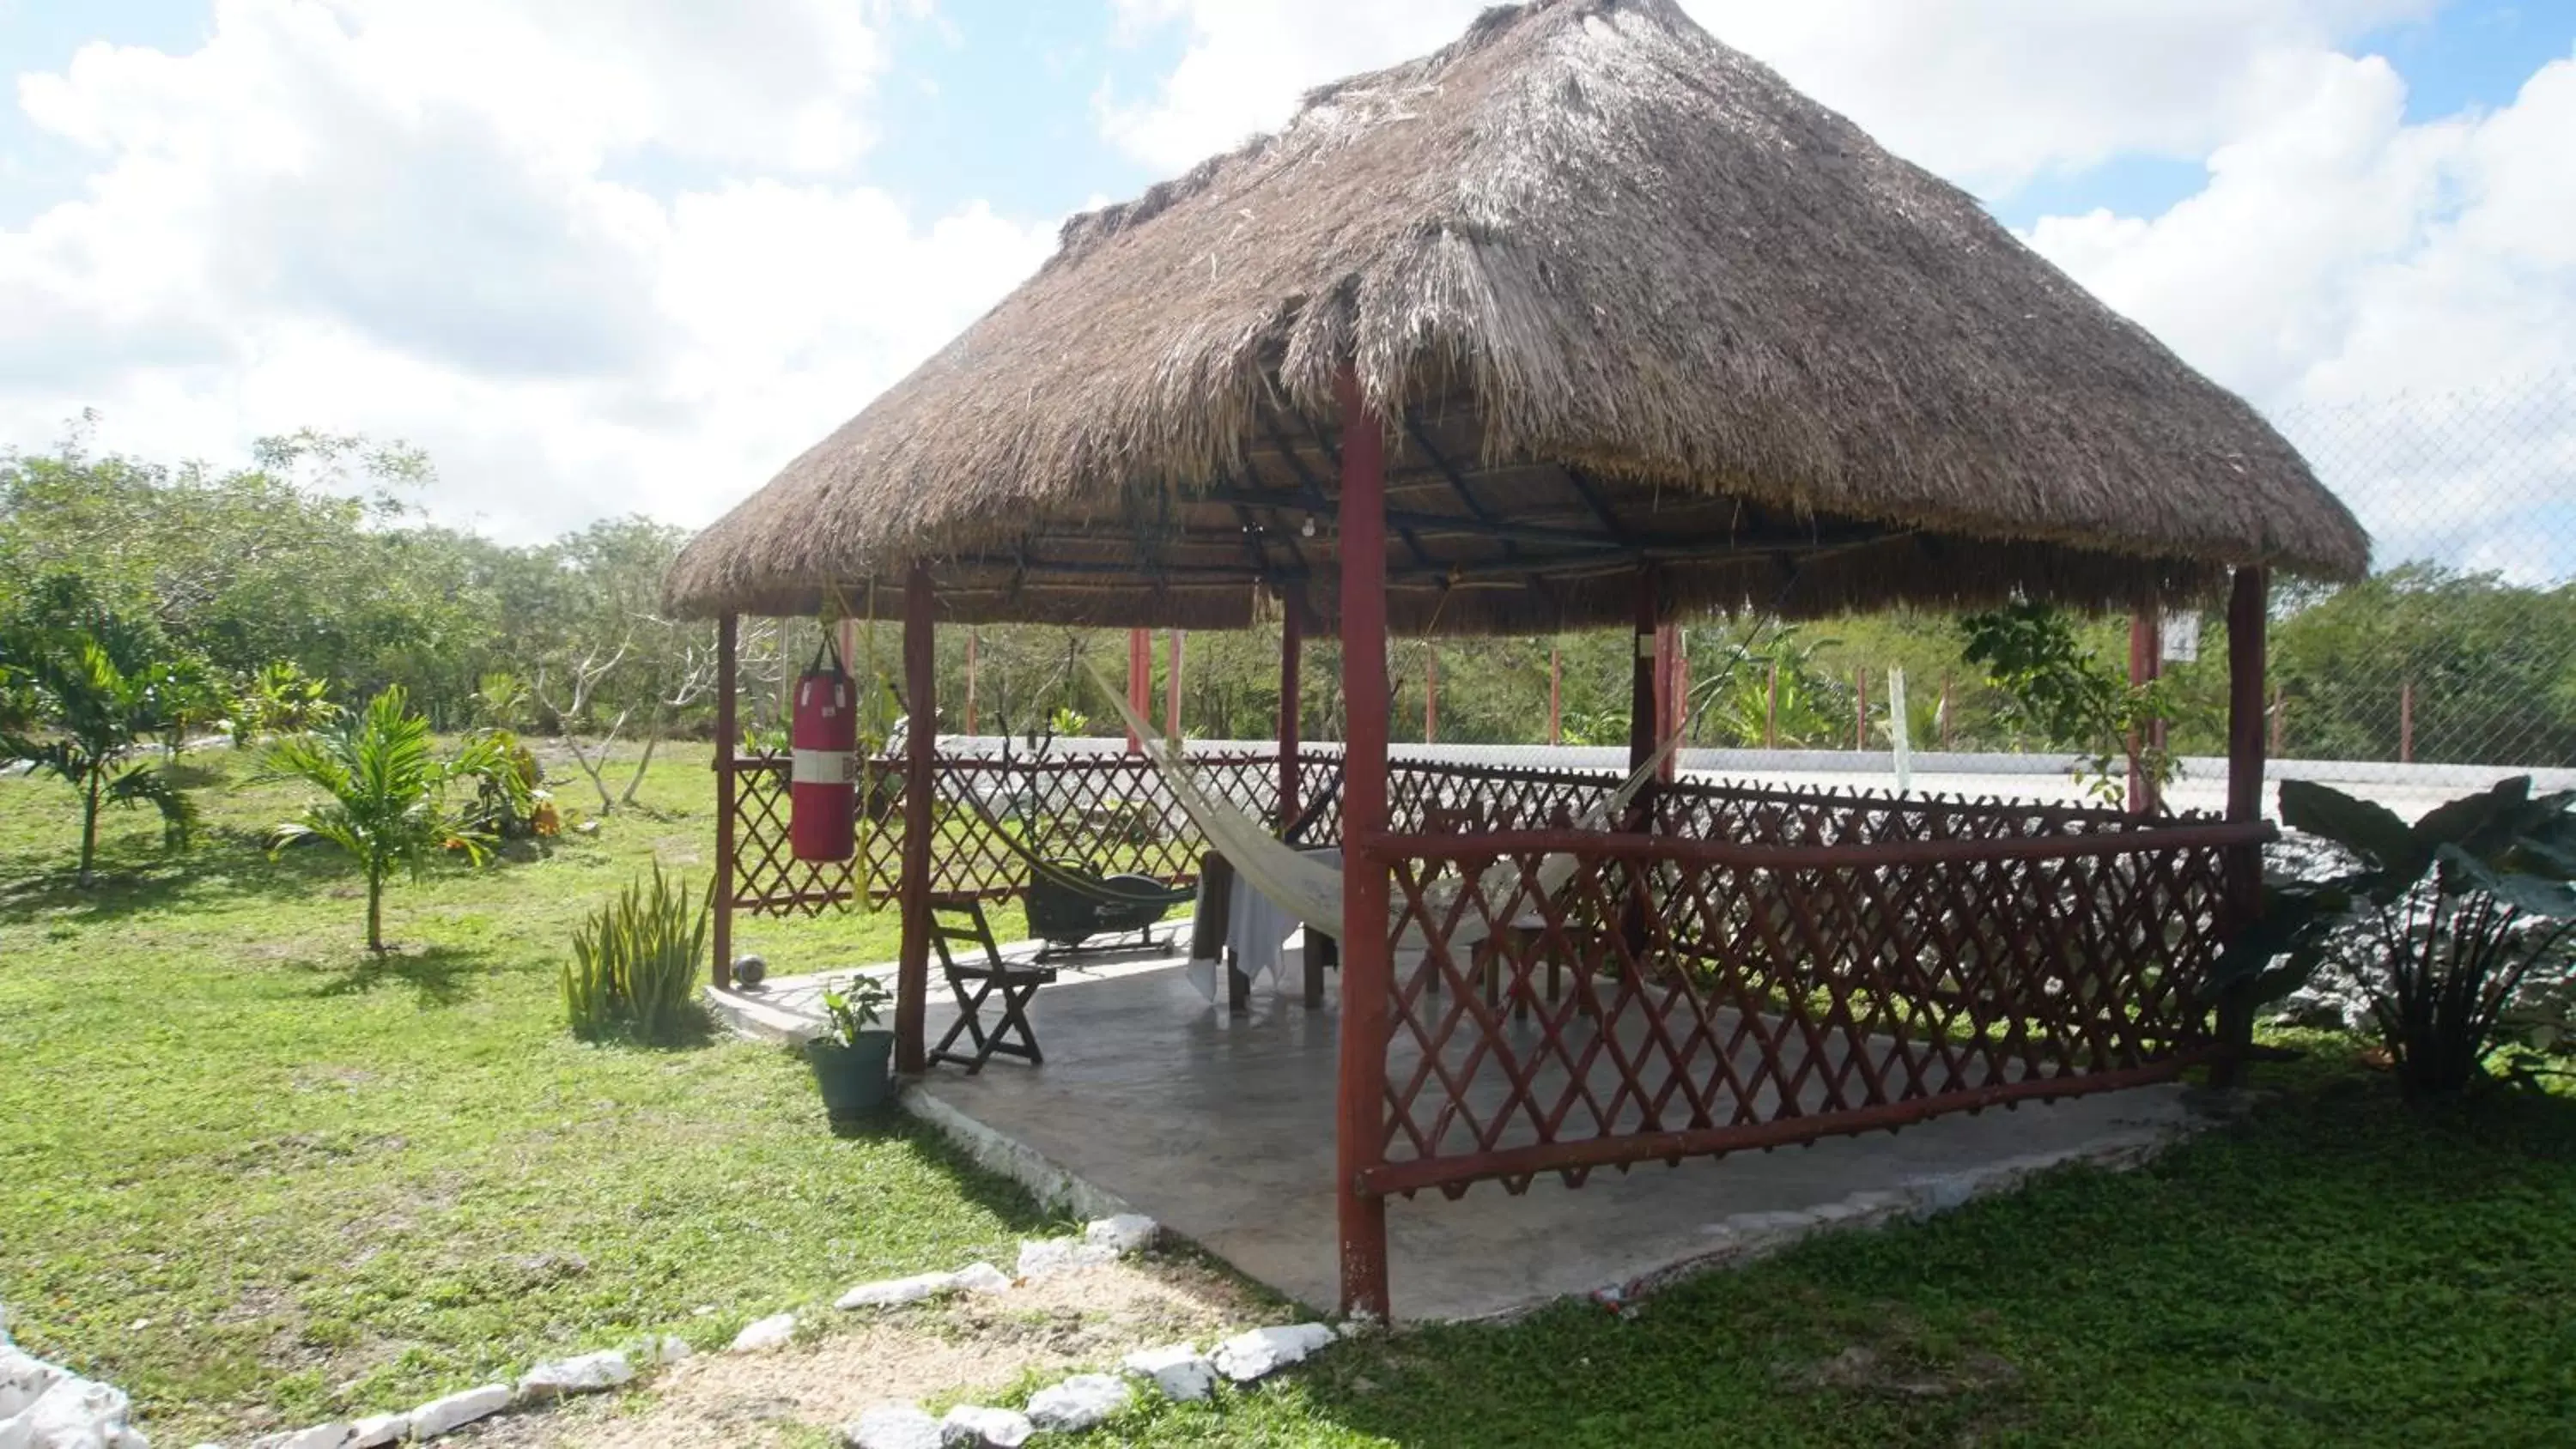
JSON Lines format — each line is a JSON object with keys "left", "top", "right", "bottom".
{"left": 6, "top": 743, "right": 2573, "bottom": 1447}
{"left": 0, "top": 743, "right": 1048, "bottom": 1444}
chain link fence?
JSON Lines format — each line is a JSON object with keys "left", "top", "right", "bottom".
{"left": 2262, "top": 369, "right": 2576, "bottom": 769}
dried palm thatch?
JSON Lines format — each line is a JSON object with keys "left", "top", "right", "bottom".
{"left": 664, "top": 0, "right": 2367, "bottom": 632}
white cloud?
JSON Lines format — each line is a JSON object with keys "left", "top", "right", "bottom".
{"left": 0, "top": 0, "right": 1053, "bottom": 539}
{"left": 2025, "top": 47, "right": 2576, "bottom": 576}
{"left": 1100, "top": 0, "right": 2574, "bottom": 579}
{"left": 1098, "top": 0, "right": 2437, "bottom": 191}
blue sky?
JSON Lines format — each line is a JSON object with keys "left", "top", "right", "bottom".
{"left": 0, "top": 0, "right": 2570, "bottom": 570}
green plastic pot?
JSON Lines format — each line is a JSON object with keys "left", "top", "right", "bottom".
{"left": 806, "top": 1032, "right": 896, "bottom": 1119}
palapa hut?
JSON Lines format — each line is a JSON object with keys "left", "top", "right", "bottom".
{"left": 666, "top": 0, "right": 2367, "bottom": 1317}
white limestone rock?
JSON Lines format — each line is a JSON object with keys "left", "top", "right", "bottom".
{"left": 948, "top": 1262, "right": 1012, "bottom": 1296}
{"left": 347, "top": 1412, "right": 407, "bottom": 1447}
{"left": 255, "top": 1423, "right": 354, "bottom": 1449}
{"left": 835, "top": 1272, "right": 957, "bottom": 1311}
{"left": 516, "top": 1349, "right": 634, "bottom": 1401}
{"left": 727, "top": 1314, "right": 797, "bottom": 1354}
{"left": 0, "top": 1345, "right": 62, "bottom": 1420}
{"left": 844, "top": 1404, "right": 942, "bottom": 1449}
{"left": 1024, "top": 1373, "right": 1130, "bottom": 1434}
{"left": 1082, "top": 1215, "right": 1158, "bottom": 1255}
{"left": 1212, "top": 1324, "right": 1336, "bottom": 1383}
{"left": 631, "top": 1335, "right": 693, "bottom": 1367}
{"left": 937, "top": 1404, "right": 1032, "bottom": 1447}
{"left": 1121, "top": 1343, "right": 1217, "bottom": 1403}
{"left": 3, "top": 1373, "right": 149, "bottom": 1448}
{"left": 1013, "top": 1239, "right": 1116, "bottom": 1280}
{"left": 404, "top": 1383, "right": 510, "bottom": 1440}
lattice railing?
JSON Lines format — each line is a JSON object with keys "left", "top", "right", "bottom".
{"left": 1363, "top": 815, "right": 2266, "bottom": 1198}
{"left": 729, "top": 748, "right": 1293, "bottom": 914}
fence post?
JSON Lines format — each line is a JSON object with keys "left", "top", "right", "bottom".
{"left": 1547, "top": 646, "right": 1562, "bottom": 746}
{"left": 1425, "top": 649, "right": 1437, "bottom": 743}
{"left": 1854, "top": 668, "right": 1868, "bottom": 751}
{"left": 1766, "top": 662, "right": 1779, "bottom": 749}
{"left": 2400, "top": 680, "right": 2415, "bottom": 764}
{"left": 713, "top": 612, "right": 738, "bottom": 990}
{"left": 964, "top": 627, "right": 979, "bottom": 737}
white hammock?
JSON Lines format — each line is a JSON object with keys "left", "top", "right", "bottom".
{"left": 1085, "top": 665, "right": 1683, "bottom": 951}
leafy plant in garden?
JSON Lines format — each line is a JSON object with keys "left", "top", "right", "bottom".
{"left": 820, "top": 974, "right": 893, "bottom": 1046}
{"left": 0, "top": 628, "right": 200, "bottom": 883}
{"left": 1960, "top": 601, "right": 2171, "bottom": 807}
{"left": 1703, "top": 632, "right": 1844, "bottom": 748}
{"left": 228, "top": 660, "right": 340, "bottom": 746}
{"left": 563, "top": 863, "right": 708, "bottom": 1044}
{"left": 263, "top": 684, "right": 528, "bottom": 952}
{"left": 2215, "top": 776, "right": 2576, "bottom": 1096}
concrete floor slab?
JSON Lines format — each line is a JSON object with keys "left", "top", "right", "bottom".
{"left": 732, "top": 955, "right": 2205, "bottom": 1323}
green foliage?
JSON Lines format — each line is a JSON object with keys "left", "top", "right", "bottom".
{"left": 1699, "top": 630, "right": 1846, "bottom": 748}
{"left": 1960, "top": 601, "right": 2172, "bottom": 806}
{"left": 467, "top": 670, "right": 531, "bottom": 731}
{"left": 2217, "top": 776, "right": 2576, "bottom": 1095}
{"left": 228, "top": 659, "right": 342, "bottom": 746}
{"left": 0, "top": 590, "right": 202, "bottom": 882}
{"left": 263, "top": 685, "right": 529, "bottom": 952}
{"left": 2271, "top": 564, "right": 2576, "bottom": 765}
{"left": 820, "top": 974, "right": 894, "bottom": 1046}
{"left": 564, "top": 863, "right": 709, "bottom": 1044}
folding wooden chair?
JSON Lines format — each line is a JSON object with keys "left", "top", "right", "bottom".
{"left": 926, "top": 897, "right": 1056, "bottom": 1072}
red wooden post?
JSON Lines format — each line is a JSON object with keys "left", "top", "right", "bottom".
{"left": 1629, "top": 573, "right": 1658, "bottom": 775}
{"left": 1672, "top": 631, "right": 1691, "bottom": 744}
{"left": 896, "top": 565, "right": 937, "bottom": 1076}
{"left": 713, "top": 613, "right": 738, "bottom": 989}
{"left": 1652, "top": 622, "right": 1679, "bottom": 782}
{"left": 2216, "top": 566, "right": 2270, "bottom": 1088}
{"left": 964, "top": 627, "right": 979, "bottom": 736}
{"left": 1125, "top": 628, "right": 1150, "bottom": 752}
{"left": 1165, "top": 629, "right": 1186, "bottom": 739}
{"left": 1548, "top": 647, "right": 1562, "bottom": 746}
{"left": 2128, "top": 608, "right": 2162, "bottom": 815}
{"left": 2400, "top": 680, "right": 2415, "bottom": 764}
{"left": 1424, "top": 650, "right": 1438, "bottom": 743}
{"left": 1334, "top": 366, "right": 1393, "bottom": 1320}
{"left": 1279, "top": 599, "right": 1303, "bottom": 826}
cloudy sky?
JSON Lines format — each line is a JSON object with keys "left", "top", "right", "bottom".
{"left": 2, "top": 0, "right": 2571, "bottom": 572}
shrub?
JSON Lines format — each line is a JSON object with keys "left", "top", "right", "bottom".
{"left": 565, "top": 863, "right": 709, "bottom": 1044}
{"left": 2217, "top": 776, "right": 2576, "bottom": 1096}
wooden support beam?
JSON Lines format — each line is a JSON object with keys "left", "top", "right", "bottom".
{"left": 1334, "top": 367, "right": 1394, "bottom": 1322}
{"left": 896, "top": 566, "right": 936, "bottom": 1076}
{"left": 2216, "top": 565, "right": 2271, "bottom": 1088}
{"left": 1279, "top": 597, "right": 1303, "bottom": 828}
{"left": 713, "top": 613, "right": 738, "bottom": 990}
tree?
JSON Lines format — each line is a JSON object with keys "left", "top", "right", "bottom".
{"left": 0, "top": 628, "right": 200, "bottom": 884}
{"left": 264, "top": 685, "right": 526, "bottom": 952}
{"left": 1960, "top": 601, "right": 2174, "bottom": 808}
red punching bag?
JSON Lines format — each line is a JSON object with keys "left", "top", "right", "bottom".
{"left": 790, "top": 640, "right": 857, "bottom": 862}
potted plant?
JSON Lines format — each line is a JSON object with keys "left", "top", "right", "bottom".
{"left": 806, "top": 975, "right": 896, "bottom": 1119}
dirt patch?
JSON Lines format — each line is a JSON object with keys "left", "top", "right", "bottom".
{"left": 454, "top": 1257, "right": 1265, "bottom": 1449}
{"left": 1780, "top": 1344, "right": 2021, "bottom": 1399}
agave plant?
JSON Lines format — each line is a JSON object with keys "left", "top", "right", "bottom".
{"left": 2215, "top": 776, "right": 2576, "bottom": 1095}
{"left": 264, "top": 685, "right": 527, "bottom": 952}
{"left": 564, "top": 863, "right": 709, "bottom": 1044}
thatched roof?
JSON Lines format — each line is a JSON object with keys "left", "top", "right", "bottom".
{"left": 665, "top": 0, "right": 2368, "bottom": 631}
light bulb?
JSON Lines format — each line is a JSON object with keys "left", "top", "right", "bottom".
{"left": 1301, "top": 515, "right": 1317, "bottom": 538}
